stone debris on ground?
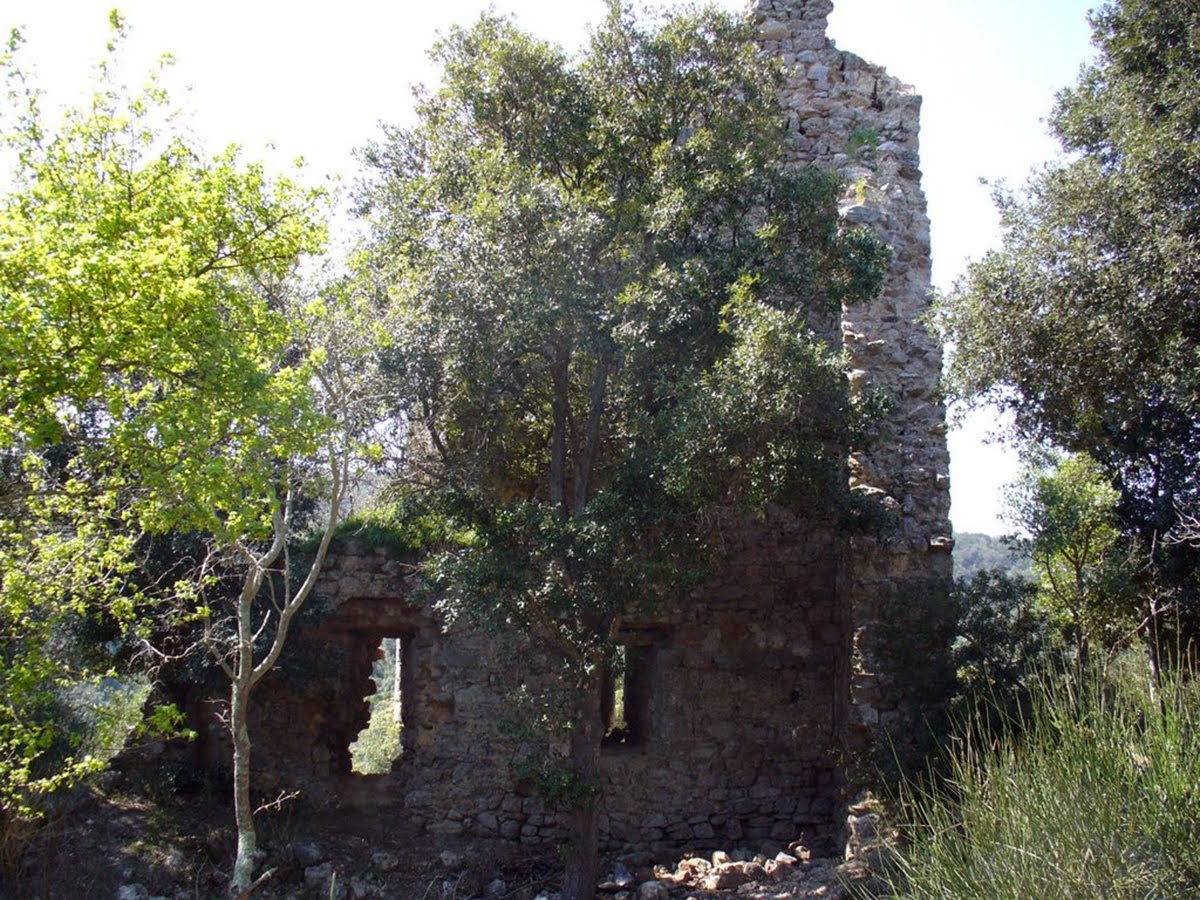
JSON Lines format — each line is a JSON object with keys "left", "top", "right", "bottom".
{"left": 289, "top": 836, "right": 326, "bottom": 869}
{"left": 616, "top": 842, "right": 882, "bottom": 899}
{"left": 570, "top": 828, "right": 893, "bottom": 900}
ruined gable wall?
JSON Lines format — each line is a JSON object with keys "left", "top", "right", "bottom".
{"left": 749, "top": 0, "right": 954, "bottom": 748}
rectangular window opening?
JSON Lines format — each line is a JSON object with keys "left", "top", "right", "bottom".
{"left": 350, "top": 633, "right": 414, "bottom": 774}
{"left": 602, "top": 637, "right": 657, "bottom": 748}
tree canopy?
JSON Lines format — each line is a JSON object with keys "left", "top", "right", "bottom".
{"left": 0, "top": 17, "right": 377, "bottom": 888}
{"left": 360, "top": 3, "right": 886, "bottom": 894}
{"left": 936, "top": 0, "right": 1200, "bottom": 537}
{"left": 1009, "top": 454, "right": 1138, "bottom": 662}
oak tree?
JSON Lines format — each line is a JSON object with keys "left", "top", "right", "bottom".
{"left": 360, "top": 3, "right": 885, "bottom": 894}
{"left": 937, "top": 0, "right": 1200, "bottom": 537}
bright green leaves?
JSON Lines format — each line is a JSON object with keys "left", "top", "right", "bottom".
{"left": 0, "top": 19, "right": 330, "bottom": 840}
{"left": 0, "top": 27, "right": 327, "bottom": 538}
{"left": 1010, "top": 454, "right": 1139, "bottom": 659}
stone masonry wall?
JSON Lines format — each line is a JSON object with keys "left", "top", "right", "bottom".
{"left": 749, "top": 0, "right": 954, "bottom": 750}
{"left": 219, "top": 503, "right": 848, "bottom": 854}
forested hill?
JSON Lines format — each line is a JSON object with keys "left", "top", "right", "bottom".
{"left": 953, "top": 532, "right": 1032, "bottom": 580}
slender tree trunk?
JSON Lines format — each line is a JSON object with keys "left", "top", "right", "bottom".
{"left": 550, "top": 345, "right": 570, "bottom": 519}
{"left": 224, "top": 549, "right": 273, "bottom": 898}
{"left": 393, "top": 637, "right": 403, "bottom": 726}
{"left": 561, "top": 669, "right": 603, "bottom": 900}
{"left": 229, "top": 677, "right": 256, "bottom": 897}
{"left": 573, "top": 356, "right": 610, "bottom": 514}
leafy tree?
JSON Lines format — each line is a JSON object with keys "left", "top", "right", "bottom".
{"left": 951, "top": 569, "right": 1052, "bottom": 721}
{"left": 952, "top": 532, "right": 1032, "bottom": 580}
{"left": 361, "top": 2, "right": 886, "bottom": 894}
{"left": 1010, "top": 454, "right": 1138, "bottom": 664}
{"left": 196, "top": 281, "right": 386, "bottom": 896}
{"left": 936, "top": 0, "right": 1200, "bottom": 542}
{"left": 0, "top": 17, "right": 382, "bottom": 892}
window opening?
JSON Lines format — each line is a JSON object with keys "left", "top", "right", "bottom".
{"left": 350, "top": 635, "right": 412, "bottom": 774}
{"left": 602, "top": 640, "right": 655, "bottom": 747}
{"left": 602, "top": 645, "right": 629, "bottom": 740}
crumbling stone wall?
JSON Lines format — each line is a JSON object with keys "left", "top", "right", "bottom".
{"left": 192, "top": 0, "right": 952, "bottom": 855}
{"left": 223, "top": 504, "right": 847, "bottom": 853}
{"left": 750, "top": 0, "right": 954, "bottom": 750}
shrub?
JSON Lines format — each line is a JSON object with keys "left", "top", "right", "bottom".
{"left": 951, "top": 569, "right": 1054, "bottom": 724}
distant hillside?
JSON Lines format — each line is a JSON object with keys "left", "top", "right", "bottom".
{"left": 953, "top": 532, "right": 1033, "bottom": 580}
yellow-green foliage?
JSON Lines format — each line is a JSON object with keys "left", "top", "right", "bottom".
{"left": 314, "top": 495, "right": 463, "bottom": 555}
{"left": 0, "top": 13, "right": 326, "bottom": 866}
{"left": 1011, "top": 454, "right": 1139, "bottom": 658}
{"left": 349, "top": 640, "right": 402, "bottom": 774}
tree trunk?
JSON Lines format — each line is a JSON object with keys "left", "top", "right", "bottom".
{"left": 561, "top": 670, "right": 603, "bottom": 900}
{"left": 550, "top": 345, "right": 570, "bottom": 520}
{"left": 229, "top": 678, "right": 256, "bottom": 897}
{"left": 393, "top": 637, "right": 403, "bottom": 726}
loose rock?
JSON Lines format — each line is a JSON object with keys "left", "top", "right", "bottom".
{"left": 291, "top": 836, "right": 326, "bottom": 868}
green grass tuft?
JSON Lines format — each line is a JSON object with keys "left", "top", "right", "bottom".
{"left": 886, "top": 655, "right": 1200, "bottom": 898}
{"left": 298, "top": 496, "right": 459, "bottom": 555}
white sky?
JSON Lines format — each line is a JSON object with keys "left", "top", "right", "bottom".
{"left": 3, "top": 0, "right": 1100, "bottom": 535}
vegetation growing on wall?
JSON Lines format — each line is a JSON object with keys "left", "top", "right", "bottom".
{"left": 358, "top": 1, "right": 887, "bottom": 892}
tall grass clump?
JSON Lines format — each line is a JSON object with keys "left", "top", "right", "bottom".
{"left": 888, "top": 655, "right": 1200, "bottom": 898}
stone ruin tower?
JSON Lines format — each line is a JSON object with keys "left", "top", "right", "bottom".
{"left": 186, "top": 0, "right": 954, "bottom": 856}
{"left": 752, "top": 0, "right": 954, "bottom": 747}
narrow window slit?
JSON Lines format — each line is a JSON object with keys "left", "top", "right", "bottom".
{"left": 603, "top": 638, "right": 656, "bottom": 748}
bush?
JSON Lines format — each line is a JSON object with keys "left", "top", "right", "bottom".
{"left": 302, "top": 494, "right": 460, "bottom": 556}
{"left": 951, "top": 569, "right": 1053, "bottom": 724}
{"left": 886, "top": 656, "right": 1200, "bottom": 898}
{"left": 0, "top": 673, "right": 163, "bottom": 880}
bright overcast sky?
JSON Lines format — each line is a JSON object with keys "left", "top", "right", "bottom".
{"left": 4, "top": 0, "right": 1100, "bottom": 535}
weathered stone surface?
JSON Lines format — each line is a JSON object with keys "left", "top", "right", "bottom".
{"left": 703, "top": 867, "right": 755, "bottom": 890}
{"left": 304, "top": 862, "right": 346, "bottom": 899}
{"left": 841, "top": 203, "right": 882, "bottom": 225}
{"left": 369, "top": 850, "right": 399, "bottom": 873}
{"left": 349, "top": 873, "right": 385, "bottom": 898}
{"left": 291, "top": 837, "right": 326, "bottom": 869}
{"left": 753, "top": 0, "right": 953, "bottom": 761}
{"left": 637, "top": 880, "right": 671, "bottom": 899}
